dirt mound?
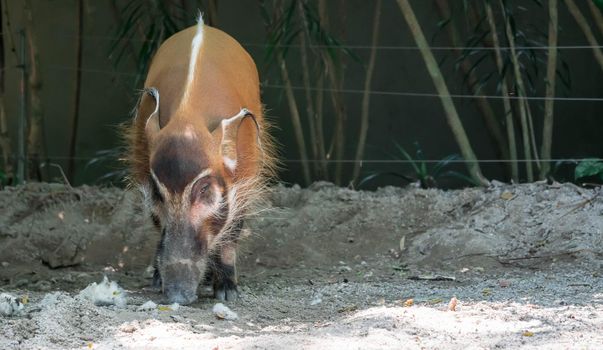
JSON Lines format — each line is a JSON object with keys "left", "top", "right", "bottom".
{"left": 0, "top": 182, "right": 601, "bottom": 285}
{"left": 1, "top": 182, "right": 602, "bottom": 349}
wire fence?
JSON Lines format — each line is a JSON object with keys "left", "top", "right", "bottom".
{"left": 50, "top": 32, "right": 603, "bottom": 51}
{"left": 37, "top": 64, "right": 603, "bottom": 102}
{"left": 3, "top": 32, "right": 601, "bottom": 177}
{"left": 4, "top": 155, "right": 594, "bottom": 164}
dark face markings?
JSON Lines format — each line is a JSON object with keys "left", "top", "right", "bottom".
{"left": 151, "top": 136, "right": 208, "bottom": 194}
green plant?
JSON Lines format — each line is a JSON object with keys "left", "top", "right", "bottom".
{"left": 359, "top": 142, "right": 476, "bottom": 189}
{"left": 396, "top": 0, "right": 488, "bottom": 186}
{"left": 109, "top": 0, "right": 203, "bottom": 88}
{"left": 259, "top": 0, "right": 358, "bottom": 185}
{"left": 574, "top": 158, "right": 603, "bottom": 182}
{"left": 86, "top": 147, "right": 128, "bottom": 184}
{"left": 434, "top": 0, "right": 572, "bottom": 182}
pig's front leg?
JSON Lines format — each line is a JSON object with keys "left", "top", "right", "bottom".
{"left": 212, "top": 243, "right": 238, "bottom": 301}
{"left": 212, "top": 221, "right": 243, "bottom": 301}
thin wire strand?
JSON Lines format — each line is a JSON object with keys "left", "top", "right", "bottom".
{"left": 45, "top": 65, "right": 603, "bottom": 102}
{"left": 261, "top": 84, "right": 603, "bottom": 101}
{"left": 51, "top": 33, "right": 603, "bottom": 50}
{"left": 7, "top": 155, "right": 591, "bottom": 164}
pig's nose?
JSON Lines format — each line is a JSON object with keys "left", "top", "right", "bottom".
{"left": 166, "top": 288, "right": 198, "bottom": 305}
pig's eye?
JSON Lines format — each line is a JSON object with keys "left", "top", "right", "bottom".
{"left": 199, "top": 183, "right": 210, "bottom": 194}
{"left": 191, "top": 178, "right": 213, "bottom": 203}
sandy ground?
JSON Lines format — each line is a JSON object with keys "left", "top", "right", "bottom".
{"left": 0, "top": 181, "right": 602, "bottom": 349}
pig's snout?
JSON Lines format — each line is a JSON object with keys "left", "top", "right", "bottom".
{"left": 162, "top": 262, "right": 202, "bottom": 305}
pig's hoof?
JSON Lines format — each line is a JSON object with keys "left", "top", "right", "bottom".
{"left": 152, "top": 268, "right": 162, "bottom": 289}
{"left": 214, "top": 286, "right": 238, "bottom": 301}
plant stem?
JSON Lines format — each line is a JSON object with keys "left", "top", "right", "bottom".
{"left": 541, "top": 0, "right": 558, "bottom": 180}
{"left": 565, "top": 0, "right": 603, "bottom": 71}
{"left": 484, "top": 1, "right": 518, "bottom": 183}
{"left": 315, "top": 0, "right": 329, "bottom": 180}
{"left": 24, "top": 0, "right": 45, "bottom": 181}
{"left": 500, "top": 0, "right": 535, "bottom": 182}
{"left": 352, "top": 0, "right": 381, "bottom": 185}
{"left": 315, "top": 70, "right": 328, "bottom": 179}
{"left": 297, "top": 0, "right": 319, "bottom": 178}
{"left": 207, "top": 0, "right": 218, "bottom": 27}
{"left": 0, "top": 0, "right": 12, "bottom": 181}
{"left": 587, "top": 0, "right": 603, "bottom": 37}
{"left": 277, "top": 52, "right": 311, "bottom": 185}
{"left": 68, "top": 0, "right": 84, "bottom": 182}
{"left": 319, "top": 0, "right": 346, "bottom": 185}
{"left": 435, "top": 0, "right": 510, "bottom": 174}
{"left": 396, "top": 0, "right": 488, "bottom": 186}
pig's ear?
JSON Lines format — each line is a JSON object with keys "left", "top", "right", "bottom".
{"left": 136, "top": 87, "right": 161, "bottom": 139}
{"left": 219, "top": 108, "right": 261, "bottom": 176}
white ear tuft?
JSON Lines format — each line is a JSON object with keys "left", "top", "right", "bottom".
{"left": 144, "top": 88, "right": 161, "bottom": 136}
{"left": 220, "top": 108, "right": 255, "bottom": 174}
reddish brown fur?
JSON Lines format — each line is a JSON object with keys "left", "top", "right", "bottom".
{"left": 124, "top": 24, "right": 277, "bottom": 204}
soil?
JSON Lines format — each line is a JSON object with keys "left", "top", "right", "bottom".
{"left": 0, "top": 181, "right": 602, "bottom": 349}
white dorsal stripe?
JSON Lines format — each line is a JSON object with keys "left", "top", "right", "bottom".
{"left": 183, "top": 15, "right": 205, "bottom": 102}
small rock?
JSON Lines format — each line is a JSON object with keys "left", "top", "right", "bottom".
{"left": 1, "top": 262, "right": 9, "bottom": 267}
{"left": 170, "top": 315, "right": 186, "bottom": 323}
{"left": 212, "top": 303, "right": 238, "bottom": 320}
{"left": 78, "top": 276, "right": 127, "bottom": 308}
{"left": 138, "top": 300, "right": 157, "bottom": 311}
{"left": 0, "top": 293, "right": 24, "bottom": 316}
{"left": 119, "top": 322, "right": 138, "bottom": 333}
{"left": 338, "top": 266, "right": 352, "bottom": 272}
{"left": 499, "top": 279, "right": 511, "bottom": 288}
{"left": 448, "top": 297, "right": 458, "bottom": 311}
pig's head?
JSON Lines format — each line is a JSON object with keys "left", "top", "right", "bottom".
{"left": 138, "top": 88, "right": 259, "bottom": 304}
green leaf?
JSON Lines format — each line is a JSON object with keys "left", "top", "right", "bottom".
{"left": 393, "top": 141, "right": 421, "bottom": 175}
{"left": 594, "top": 0, "right": 603, "bottom": 13}
{"left": 358, "top": 172, "right": 415, "bottom": 188}
{"left": 574, "top": 159, "right": 603, "bottom": 180}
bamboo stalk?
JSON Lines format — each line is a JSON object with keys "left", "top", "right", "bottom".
{"left": 565, "top": 0, "right": 603, "bottom": 71}
{"left": 207, "top": 0, "right": 218, "bottom": 27}
{"left": 0, "top": 0, "right": 13, "bottom": 182}
{"left": 277, "top": 52, "right": 311, "bottom": 185}
{"left": 434, "top": 0, "right": 509, "bottom": 166}
{"left": 16, "top": 30, "right": 25, "bottom": 184}
{"left": 540, "top": 0, "right": 558, "bottom": 180}
{"left": 485, "top": 1, "right": 518, "bottom": 183}
{"left": 109, "top": 0, "right": 138, "bottom": 67}
{"left": 24, "top": 0, "right": 45, "bottom": 181}
{"left": 352, "top": 0, "right": 381, "bottom": 185}
{"left": 297, "top": 0, "right": 319, "bottom": 178}
{"left": 315, "top": 0, "right": 329, "bottom": 180}
{"left": 500, "top": 0, "right": 535, "bottom": 182}
{"left": 68, "top": 0, "right": 84, "bottom": 182}
{"left": 396, "top": 0, "right": 488, "bottom": 186}
{"left": 587, "top": 0, "right": 603, "bottom": 37}
{"left": 318, "top": 0, "right": 346, "bottom": 185}
{"left": 315, "top": 71, "right": 328, "bottom": 179}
